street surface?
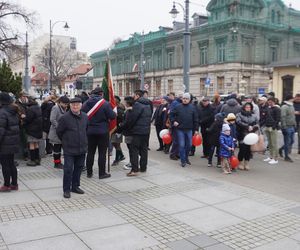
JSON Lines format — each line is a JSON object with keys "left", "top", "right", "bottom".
{"left": 0, "top": 128, "right": 300, "bottom": 250}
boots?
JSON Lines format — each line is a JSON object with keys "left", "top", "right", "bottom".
{"left": 27, "top": 149, "right": 37, "bottom": 166}
{"left": 112, "top": 150, "right": 120, "bottom": 166}
{"left": 244, "top": 161, "right": 250, "bottom": 171}
{"left": 238, "top": 160, "right": 245, "bottom": 170}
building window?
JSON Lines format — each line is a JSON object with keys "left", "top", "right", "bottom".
{"left": 270, "top": 47, "right": 278, "bottom": 62}
{"left": 145, "top": 55, "right": 152, "bottom": 71}
{"left": 154, "top": 52, "right": 162, "bottom": 70}
{"left": 167, "top": 52, "right": 174, "bottom": 68}
{"left": 271, "top": 10, "right": 275, "bottom": 23}
{"left": 168, "top": 79, "right": 173, "bottom": 92}
{"left": 200, "top": 46, "right": 208, "bottom": 65}
{"left": 215, "top": 11, "right": 219, "bottom": 21}
{"left": 277, "top": 12, "right": 281, "bottom": 24}
{"left": 217, "top": 42, "right": 226, "bottom": 62}
{"left": 118, "top": 81, "right": 122, "bottom": 96}
{"left": 217, "top": 76, "right": 225, "bottom": 94}
{"left": 155, "top": 80, "right": 161, "bottom": 97}
{"left": 125, "top": 60, "right": 130, "bottom": 73}
{"left": 200, "top": 78, "right": 205, "bottom": 95}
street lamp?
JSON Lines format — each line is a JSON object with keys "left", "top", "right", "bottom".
{"left": 170, "top": 0, "right": 190, "bottom": 92}
{"left": 48, "top": 20, "right": 70, "bottom": 91}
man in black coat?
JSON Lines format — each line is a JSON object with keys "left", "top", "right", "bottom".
{"left": 0, "top": 93, "right": 20, "bottom": 192}
{"left": 81, "top": 87, "right": 116, "bottom": 179}
{"left": 57, "top": 97, "right": 88, "bottom": 199}
{"left": 198, "top": 97, "right": 214, "bottom": 158}
{"left": 125, "top": 90, "right": 152, "bottom": 176}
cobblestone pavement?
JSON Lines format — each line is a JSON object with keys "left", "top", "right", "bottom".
{"left": 1, "top": 135, "right": 300, "bottom": 249}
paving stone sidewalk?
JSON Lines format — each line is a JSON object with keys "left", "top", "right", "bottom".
{"left": 1, "top": 143, "right": 300, "bottom": 249}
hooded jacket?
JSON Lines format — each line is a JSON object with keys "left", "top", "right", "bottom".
{"left": 281, "top": 101, "right": 296, "bottom": 129}
{"left": 123, "top": 97, "right": 152, "bottom": 135}
{"left": 0, "top": 105, "right": 20, "bottom": 154}
{"left": 220, "top": 98, "right": 241, "bottom": 115}
{"left": 219, "top": 132, "right": 235, "bottom": 158}
{"left": 23, "top": 99, "right": 43, "bottom": 139}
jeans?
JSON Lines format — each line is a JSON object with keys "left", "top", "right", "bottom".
{"left": 86, "top": 134, "right": 109, "bottom": 176}
{"left": 131, "top": 135, "right": 149, "bottom": 172}
{"left": 177, "top": 129, "right": 192, "bottom": 164}
{"left": 0, "top": 154, "right": 17, "bottom": 187}
{"left": 281, "top": 127, "right": 295, "bottom": 157}
{"left": 201, "top": 127, "right": 210, "bottom": 157}
{"left": 63, "top": 154, "right": 85, "bottom": 192}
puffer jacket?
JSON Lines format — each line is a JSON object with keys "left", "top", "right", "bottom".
{"left": 206, "top": 119, "right": 224, "bottom": 146}
{"left": 125, "top": 97, "right": 152, "bottom": 135}
{"left": 220, "top": 98, "right": 241, "bottom": 115}
{"left": 0, "top": 105, "right": 20, "bottom": 154}
{"left": 236, "top": 110, "right": 258, "bottom": 141}
{"left": 219, "top": 132, "right": 235, "bottom": 158}
{"left": 48, "top": 104, "right": 66, "bottom": 144}
{"left": 23, "top": 99, "right": 43, "bottom": 139}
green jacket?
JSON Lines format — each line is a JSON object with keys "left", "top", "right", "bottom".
{"left": 281, "top": 102, "right": 296, "bottom": 128}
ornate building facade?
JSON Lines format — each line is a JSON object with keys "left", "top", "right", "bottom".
{"left": 90, "top": 0, "right": 300, "bottom": 97}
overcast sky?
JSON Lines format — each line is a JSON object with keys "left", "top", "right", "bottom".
{"left": 15, "top": 0, "right": 300, "bottom": 56}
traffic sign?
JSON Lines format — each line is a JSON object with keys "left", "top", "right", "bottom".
{"left": 205, "top": 77, "right": 211, "bottom": 87}
{"left": 258, "top": 88, "right": 265, "bottom": 94}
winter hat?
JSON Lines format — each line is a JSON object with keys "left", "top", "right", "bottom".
{"left": 0, "top": 92, "right": 13, "bottom": 105}
{"left": 182, "top": 93, "right": 191, "bottom": 100}
{"left": 226, "top": 113, "right": 236, "bottom": 121}
{"left": 58, "top": 96, "right": 70, "bottom": 104}
{"left": 70, "top": 97, "right": 82, "bottom": 103}
{"left": 215, "top": 112, "right": 226, "bottom": 122}
{"left": 163, "top": 96, "right": 169, "bottom": 101}
{"left": 222, "top": 123, "right": 231, "bottom": 133}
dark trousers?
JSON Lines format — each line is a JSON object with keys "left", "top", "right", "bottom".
{"left": 201, "top": 128, "right": 210, "bottom": 157}
{"left": 45, "top": 138, "right": 53, "bottom": 154}
{"left": 208, "top": 145, "right": 221, "bottom": 164}
{"left": 53, "top": 144, "right": 62, "bottom": 163}
{"left": 280, "top": 127, "right": 295, "bottom": 157}
{"left": 126, "top": 143, "right": 134, "bottom": 166}
{"left": 86, "top": 134, "right": 109, "bottom": 176}
{"left": 170, "top": 128, "right": 179, "bottom": 157}
{"left": 131, "top": 135, "right": 149, "bottom": 172}
{"left": 63, "top": 154, "right": 85, "bottom": 192}
{"left": 155, "top": 125, "right": 164, "bottom": 149}
{"left": 238, "top": 143, "right": 251, "bottom": 161}
{"left": 0, "top": 154, "right": 17, "bottom": 187}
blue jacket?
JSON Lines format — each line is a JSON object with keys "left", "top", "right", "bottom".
{"left": 82, "top": 95, "right": 116, "bottom": 135}
{"left": 170, "top": 103, "right": 199, "bottom": 132}
{"left": 219, "top": 133, "right": 235, "bottom": 158}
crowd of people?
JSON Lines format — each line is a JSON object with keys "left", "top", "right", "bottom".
{"left": 0, "top": 88, "right": 299, "bottom": 197}
{"left": 152, "top": 91, "right": 300, "bottom": 173}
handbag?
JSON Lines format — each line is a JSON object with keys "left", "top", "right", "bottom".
{"left": 250, "top": 131, "right": 265, "bottom": 153}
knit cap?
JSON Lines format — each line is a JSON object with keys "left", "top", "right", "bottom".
{"left": 222, "top": 123, "right": 231, "bottom": 133}
{"left": 182, "top": 93, "right": 191, "bottom": 100}
{"left": 226, "top": 113, "right": 236, "bottom": 121}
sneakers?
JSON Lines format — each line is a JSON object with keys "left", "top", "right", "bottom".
{"left": 263, "top": 157, "right": 272, "bottom": 162}
{"left": 268, "top": 159, "right": 278, "bottom": 165}
{"left": 123, "top": 163, "right": 132, "bottom": 170}
{"left": 207, "top": 163, "right": 212, "bottom": 167}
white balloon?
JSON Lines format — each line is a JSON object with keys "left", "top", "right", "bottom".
{"left": 243, "top": 133, "right": 259, "bottom": 145}
{"left": 159, "top": 129, "right": 169, "bottom": 138}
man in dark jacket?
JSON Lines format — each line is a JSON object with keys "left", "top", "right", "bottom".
{"left": 81, "top": 87, "right": 116, "bottom": 179}
{"left": 0, "top": 93, "right": 20, "bottom": 192}
{"left": 198, "top": 97, "right": 214, "bottom": 158}
{"left": 125, "top": 90, "right": 152, "bottom": 176}
{"left": 220, "top": 95, "right": 241, "bottom": 115}
{"left": 57, "top": 97, "right": 88, "bottom": 199}
{"left": 170, "top": 93, "right": 199, "bottom": 167}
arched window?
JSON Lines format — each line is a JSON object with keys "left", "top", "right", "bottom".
{"left": 277, "top": 11, "right": 281, "bottom": 24}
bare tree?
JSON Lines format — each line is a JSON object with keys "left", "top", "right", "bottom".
{"left": 35, "top": 40, "right": 77, "bottom": 85}
{"left": 0, "top": 1, "right": 36, "bottom": 57}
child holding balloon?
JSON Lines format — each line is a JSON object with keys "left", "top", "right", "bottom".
{"left": 219, "top": 124, "right": 236, "bottom": 174}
